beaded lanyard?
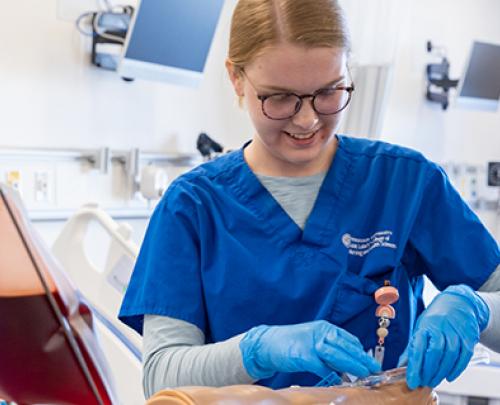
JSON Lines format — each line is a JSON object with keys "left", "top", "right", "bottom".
{"left": 373, "top": 281, "right": 400, "bottom": 365}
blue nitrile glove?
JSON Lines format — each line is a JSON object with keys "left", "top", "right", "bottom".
{"left": 403, "top": 284, "right": 490, "bottom": 390}
{"left": 239, "top": 320, "right": 381, "bottom": 381}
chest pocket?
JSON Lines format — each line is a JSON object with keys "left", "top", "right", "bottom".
{"left": 327, "top": 270, "right": 380, "bottom": 325}
{"left": 325, "top": 264, "right": 411, "bottom": 369}
{"left": 328, "top": 261, "right": 411, "bottom": 324}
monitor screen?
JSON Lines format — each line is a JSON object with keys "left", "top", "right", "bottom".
{"left": 118, "top": 0, "right": 225, "bottom": 87}
{"left": 457, "top": 41, "right": 500, "bottom": 111}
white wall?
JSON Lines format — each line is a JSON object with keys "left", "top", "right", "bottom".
{"left": 380, "top": 0, "right": 500, "bottom": 164}
{"left": 1, "top": 0, "right": 498, "bottom": 243}
{"left": 5, "top": 0, "right": 497, "bottom": 160}
{"left": 0, "top": 0, "right": 253, "bottom": 240}
{"left": 0, "top": 0, "right": 248, "bottom": 252}
{"left": 0, "top": 0, "right": 253, "bottom": 153}
{"left": 378, "top": 0, "right": 500, "bottom": 240}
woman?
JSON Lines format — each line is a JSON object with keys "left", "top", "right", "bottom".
{"left": 119, "top": 0, "right": 500, "bottom": 398}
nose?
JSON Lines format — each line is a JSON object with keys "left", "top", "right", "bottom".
{"left": 291, "top": 97, "right": 319, "bottom": 130}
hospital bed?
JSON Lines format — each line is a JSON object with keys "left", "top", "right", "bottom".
{"left": 51, "top": 202, "right": 144, "bottom": 404}
{"left": 0, "top": 184, "right": 143, "bottom": 405}
{"left": 0, "top": 184, "right": 118, "bottom": 404}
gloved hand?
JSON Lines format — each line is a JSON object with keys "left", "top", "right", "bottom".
{"left": 403, "top": 284, "right": 490, "bottom": 390}
{"left": 239, "top": 320, "right": 381, "bottom": 381}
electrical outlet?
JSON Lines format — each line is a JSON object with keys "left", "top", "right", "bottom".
{"left": 34, "top": 171, "right": 50, "bottom": 202}
{"left": 487, "top": 162, "right": 500, "bottom": 187}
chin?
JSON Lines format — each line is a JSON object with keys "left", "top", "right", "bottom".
{"left": 287, "top": 143, "right": 327, "bottom": 160}
{"left": 281, "top": 150, "right": 324, "bottom": 169}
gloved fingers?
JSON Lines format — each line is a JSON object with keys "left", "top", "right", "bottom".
{"left": 420, "top": 329, "right": 445, "bottom": 387}
{"left": 428, "top": 331, "right": 459, "bottom": 388}
{"left": 445, "top": 317, "right": 481, "bottom": 382}
{"left": 406, "top": 329, "right": 428, "bottom": 390}
{"left": 307, "top": 358, "right": 340, "bottom": 379}
{"left": 447, "top": 341, "right": 474, "bottom": 382}
{"left": 318, "top": 344, "right": 373, "bottom": 377}
{"left": 329, "top": 326, "right": 365, "bottom": 351}
{"left": 323, "top": 334, "right": 381, "bottom": 374}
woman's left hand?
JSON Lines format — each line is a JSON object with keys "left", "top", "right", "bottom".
{"left": 403, "top": 284, "right": 490, "bottom": 389}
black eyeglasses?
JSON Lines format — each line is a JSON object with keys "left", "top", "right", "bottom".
{"left": 242, "top": 71, "right": 355, "bottom": 120}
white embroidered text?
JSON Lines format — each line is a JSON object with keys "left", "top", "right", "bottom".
{"left": 342, "top": 231, "right": 397, "bottom": 257}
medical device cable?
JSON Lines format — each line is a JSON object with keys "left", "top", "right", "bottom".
{"left": 315, "top": 347, "right": 491, "bottom": 388}
{"left": 75, "top": 3, "right": 130, "bottom": 40}
{"left": 1, "top": 190, "right": 106, "bottom": 405}
{"left": 75, "top": 12, "right": 96, "bottom": 36}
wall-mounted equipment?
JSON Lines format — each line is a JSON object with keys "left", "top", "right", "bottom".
{"left": 139, "top": 165, "right": 168, "bottom": 200}
{"left": 425, "top": 41, "right": 459, "bottom": 110}
{"left": 488, "top": 162, "right": 500, "bottom": 187}
{"left": 196, "top": 133, "right": 223, "bottom": 160}
{"left": 91, "top": 7, "right": 134, "bottom": 71}
{"left": 456, "top": 41, "right": 500, "bottom": 112}
{"left": 118, "top": 0, "right": 225, "bottom": 87}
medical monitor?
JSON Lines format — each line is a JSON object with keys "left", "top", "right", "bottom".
{"left": 456, "top": 41, "right": 500, "bottom": 111}
{"left": 118, "top": 0, "right": 225, "bottom": 87}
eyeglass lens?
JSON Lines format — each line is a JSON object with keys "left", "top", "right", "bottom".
{"left": 263, "top": 89, "right": 351, "bottom": 119}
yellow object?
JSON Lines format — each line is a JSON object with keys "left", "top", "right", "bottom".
{"left": 6, "top": 170, "right": 21, "bottom": 190}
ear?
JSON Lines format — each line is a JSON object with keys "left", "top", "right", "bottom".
{"left": 225, "top": 59, "right": 244, "bottom": 97}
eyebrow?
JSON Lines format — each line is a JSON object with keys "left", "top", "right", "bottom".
{"left": 259, "top": 76, "right": 347, "bottom": 93}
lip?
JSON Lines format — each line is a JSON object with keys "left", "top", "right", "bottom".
{"left": 284, "top": 128, "right": 321, "bottom": 138}
{"left": 283, "top": 128, "right": 321, "bottom": 145}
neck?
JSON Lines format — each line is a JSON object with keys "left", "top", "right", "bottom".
{"left": 244, "top": 136, "right": 338, "bottom": 177}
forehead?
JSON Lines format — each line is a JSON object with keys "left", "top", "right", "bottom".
{"left": 245, "top": 42, "right": 347, "bottom": 91}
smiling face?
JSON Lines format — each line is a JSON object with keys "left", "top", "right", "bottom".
{"left": 227, "top": 42, "right": 349, "bottom": 176}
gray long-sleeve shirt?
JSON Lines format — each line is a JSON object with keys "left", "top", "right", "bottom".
{"left": 141, "top": 172, "right": 500, "bottom": 398}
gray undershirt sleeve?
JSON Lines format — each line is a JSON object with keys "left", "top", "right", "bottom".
{"left": 142, "top": 315, "right": 254, "bottom": 398}
{"left": 477, "top": 264, "right": 500, "bottom": 352}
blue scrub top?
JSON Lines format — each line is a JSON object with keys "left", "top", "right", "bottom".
{"left": 119, "top": 135, "right": 500, "bottom": 389}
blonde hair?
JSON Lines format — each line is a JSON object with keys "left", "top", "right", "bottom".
{"left": 228, "top": 0, "right": 351, "bottom": 74}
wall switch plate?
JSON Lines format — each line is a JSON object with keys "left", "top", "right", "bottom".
{"left": 487, "top": 162, "right": 500, "bottom": 187}
{"left": 34, "top": 171, "right": 50, "bottom": 202}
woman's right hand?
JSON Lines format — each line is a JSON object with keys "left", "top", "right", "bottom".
{"left": 239, "top": 320, "right": 381, "bottom": 381}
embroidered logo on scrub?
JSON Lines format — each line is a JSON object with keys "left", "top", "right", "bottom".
{"left": 342, "top": 231, "right": 397, "bottom": 257}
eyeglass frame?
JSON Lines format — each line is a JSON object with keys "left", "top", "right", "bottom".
{"left": 241, "top": 69, "right": 355, "bottom": 120}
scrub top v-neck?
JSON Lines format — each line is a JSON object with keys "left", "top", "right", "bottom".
{"left": 229, "top": 137, "right": 352, "bottom": 247}
{"left": 119, "top": 135, "right": 500, "bottom": 389}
